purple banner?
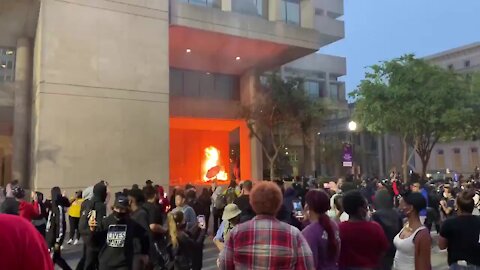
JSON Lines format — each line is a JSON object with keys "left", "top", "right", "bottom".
{"left": 342, "top": 143, "right": 353, "bottom": 167}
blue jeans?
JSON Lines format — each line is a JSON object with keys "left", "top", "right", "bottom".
{"left": 450, "top": 263, "right": 480, "bottom": 270}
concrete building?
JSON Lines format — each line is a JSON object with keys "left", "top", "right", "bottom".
{"left": 0, "top": 0, "right": 344, "bottom": 193}
{"left": 417, "top": 42, "right": 480, "bottom": 175}
{"left": 279, "top": 53, "right": 347, "bottom": 177}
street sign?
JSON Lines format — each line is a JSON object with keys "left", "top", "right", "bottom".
{"left": 342, "top": 143, "right": 353, "bottom": 167}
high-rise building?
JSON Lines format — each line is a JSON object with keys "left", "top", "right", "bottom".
{"left": 0, "top": 0, "right": 344, "bottom": 192}
{"left": 418, "top": 42, "right": 480, "bottom": 175}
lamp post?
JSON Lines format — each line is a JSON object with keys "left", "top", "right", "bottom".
{"left": 348, "top": 121, "right": 357, "bottom": 179}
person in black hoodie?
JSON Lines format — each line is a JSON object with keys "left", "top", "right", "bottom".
{"left": 90, "top": 195, "right": 149, "bottom": 270}
{"left": 78, "top": 181, "right": 108, "bottom": 270}
{"left": 371, "top": 189, "right": 403, "bottom": 270}
{"left": 46, "top": 186, "right": 72, "bottom": 270}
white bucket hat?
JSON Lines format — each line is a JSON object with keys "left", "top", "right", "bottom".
{"left": 222, "top": 204, "right": 242, "bottom": 221}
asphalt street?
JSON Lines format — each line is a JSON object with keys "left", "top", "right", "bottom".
{"left": 59, "top": 233, "right": 449, "bottom": 270}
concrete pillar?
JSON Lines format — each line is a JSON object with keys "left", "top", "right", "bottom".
{"left": 268, "top": 0, "right": 282, "bottom": 21}
{"left": 221, "top": 0, "right": 231, "bottom": 11}
{"left": 325, "top": 72, "right": 331, "bottom": 99}
{"left": 12, "top": 37, "right": 32, "bottom": 185}
{"left": 300, "top": 0, "right": 315, "bottom": 29}
{"left": 240, "top": 70, "right": 263, "bottom": 181}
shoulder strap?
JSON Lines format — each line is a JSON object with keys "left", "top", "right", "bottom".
{"left": 412, "top": 226, "right": 427, "bottom": 241}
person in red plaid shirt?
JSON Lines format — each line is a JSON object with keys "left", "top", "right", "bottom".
{"left": 219, "top": 181, "right": 314, "bottom": 270}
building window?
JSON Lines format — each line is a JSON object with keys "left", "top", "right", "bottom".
{"left": 280, "top": 0, "right": 300, "bottom": 25}
{"left": 170, "top": 68, "right": 239, "bottom": 100}
{"left": 179, "top": 0, "right": 220, "bottom": 8}
{"left": 315, "top": 8, "right": 324, "bottom": 16}
{"left": 304, "top": 80, "right": 320, "bottom": 98}
{"left": 329, "top": 83, "right": 339, "bottom": 100}
{"left": 453, "top": 148, "right": 462, "bottom": 171}
{"left": 471, "top": 148, "right": 479, "bottom": 169}
{"left": 232, "top": 0, "right": 265, "bottom": 17}
{"left": 447, "top": 64, "right": 454, "bottom": 70}
{"left": 437, "top": 149, "right": 445, "bottom": 169}
{"left": 465, "top": 60, "right": 471, "bottom": 68}
{"left": 0, "top": 48, "right": 16, "bottom": 82}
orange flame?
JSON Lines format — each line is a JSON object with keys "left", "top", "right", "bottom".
{"left": 203, "top": 146, "right": 228, "bottom": 182}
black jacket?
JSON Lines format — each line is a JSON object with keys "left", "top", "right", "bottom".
{"left": 175, "top": 228, "right": 206, "bottom": 270}
{"left": 79, "top": 182, "right": 108, "bottom": 249}
{"left": 0, "top": 197, "right": 19, "bottom": 215}
{"left": 46, "top": 202, "right": 68, "bottom": 247}
{"left": 97, "top": 214, "right": 149, "bottom": 270}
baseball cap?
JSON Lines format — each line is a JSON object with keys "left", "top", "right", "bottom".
{"left": 114, "top": 195, "right": 129, "bottom": 209}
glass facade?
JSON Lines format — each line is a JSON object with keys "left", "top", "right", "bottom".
{"left": 305, "top": 80, "right": 320, "bottom": 98}
{"left": 170, "top": 68, "right": 240, "bottom": 100}
{"left": 329, "top": 83, "right": 339, "bottom": 100}
{"left": 232, "top": 0, "right": 265, "bottom": 17}
{"left": 0, "top": 48, "right": 15, "bottom": 82}
{"left": 280, "top": 0, "right": 300, "bottom": 25}
{"left": 178, "top": 0, "right": 220, "bottom": 8}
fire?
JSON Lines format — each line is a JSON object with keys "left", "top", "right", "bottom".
{"left": 203, "top": 146, "right": 228, "bottom": 182}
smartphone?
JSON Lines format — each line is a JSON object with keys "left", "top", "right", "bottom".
{"left": 90, "top": 210, "right": 97, "bottom": 222}
{"left": 292, "top": 200, "right": 304, "bottom": 218}
{"left": 197, "top": 215, "right": 206, "bottom": 229}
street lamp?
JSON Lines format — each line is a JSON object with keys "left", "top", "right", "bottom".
{"left": 348, "top": 121, "right": 357, "bottom": 132}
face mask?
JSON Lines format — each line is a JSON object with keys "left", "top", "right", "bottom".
{"left": 114, "top": 211, "right": 128, "bottom": 220}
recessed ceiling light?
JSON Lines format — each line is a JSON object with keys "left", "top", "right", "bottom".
{"left": 235, "top": 56, "right": 241, "bottom": 61}
{"left": 6, "top": 51, "right": 13, "bottom": 55}
{"left": 186, "top": 49, "right": 191, "bottom": 53}
{"left": 0, "top": 65, "right": 6, "bottom": 68}
{"left": 206, "top": 72, "right": 211, "bottom": 75}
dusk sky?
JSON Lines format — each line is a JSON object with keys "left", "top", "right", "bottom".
{"left": 320, "top": 0, "right": 480, "bottom": 96}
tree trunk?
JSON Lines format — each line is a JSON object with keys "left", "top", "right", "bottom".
{"left": 402, "top": 135, "right": 408, "bottom": 182}
{"left": 269, "top": 159, "right": 275, "bottom": 181}
{"left": 420, "top": 153, "right": 431, "bottom": 180}
{"left": 302, "top": 133, "right": 316, "bottom": 177}
{"left": 302, "top": 135, "right": 308, "bottom": 176}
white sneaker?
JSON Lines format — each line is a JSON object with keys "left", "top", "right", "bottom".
{"left": 73, "top": 239, "right": 79, "bottom": 245}
{"left": 67, "top": 239, "right": 73, "bottom": 245}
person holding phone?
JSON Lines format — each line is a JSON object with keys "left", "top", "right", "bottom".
{"left": 89, "top": 195, "right": 149, "bottom": 270}
{"left": 167, "top": 211, "right": 206, "bottom": 270}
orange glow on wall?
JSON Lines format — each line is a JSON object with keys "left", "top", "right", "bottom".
{"left": 170, "top": 117, "right": 252, "bottom": 187}
{"left": 203, "top": 146, "right": 228, "bottom": 182}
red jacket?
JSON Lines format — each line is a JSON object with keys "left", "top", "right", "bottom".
{"left": 19, "top": 200, "right": 40, "bottom": 221}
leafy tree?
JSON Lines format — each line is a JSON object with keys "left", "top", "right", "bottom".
{"left": 352, "top": 55, "right": 478, "bottom": 179}
{"left": 298, "top": 96, "right": 328, "bottom": 176}
{"left": 243, "top": 74, "right": 327, "bottom": 180}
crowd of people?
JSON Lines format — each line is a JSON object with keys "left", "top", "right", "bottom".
{"left": 0, "top": 170, "right": 479, "bottom": 270}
